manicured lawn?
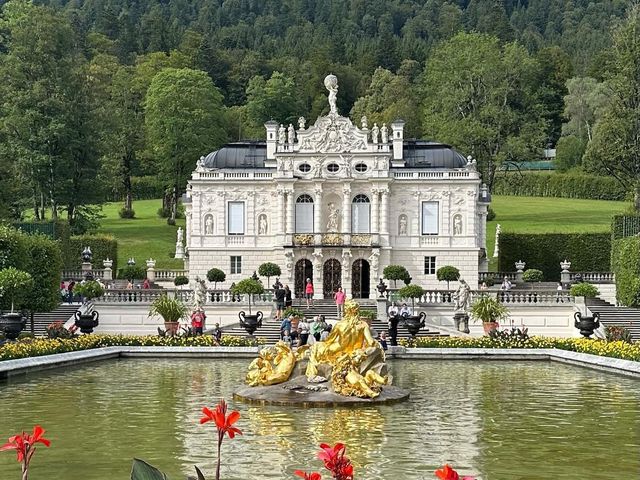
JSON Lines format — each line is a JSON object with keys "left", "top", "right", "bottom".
{"left": 98, "top": 199, "right": 185, "bottom": 269}
{"left": 97, "top": 196, "right": 628, "bottom": 270}
{"left": 486, "top": 196, "right": 627, "bottom": 269}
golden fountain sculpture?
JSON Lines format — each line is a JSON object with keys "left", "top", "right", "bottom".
{"left": 245, "top": 300, "right": 389, "bottom": 398}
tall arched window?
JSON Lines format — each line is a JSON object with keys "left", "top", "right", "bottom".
{"left": 352, "top": 194, "right": 370, "bottom": 233}
{"left": 295, "top": 194, "right": 314, "bottom": 233}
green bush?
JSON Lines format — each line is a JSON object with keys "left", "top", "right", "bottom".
{"left": 118, "top": 265, "right": 147, "bottom": 280}
{"left": 118, "top": 208, "right": 136, "bottom": 219}
{"left": 397, "top": 284, "right": 425, "bottom": 309}
{"left": 554, "top": 135, "right": 586, "bottom": 172}
{"left": 231, "top": 278, "right": 265, "bottom": 314}
{"left": 470, "top": 295, "right": 509, "bottom": 324}
{"left": 383, "top": 265, "right": 411, "bottom": 288}
{"left": 359, "top": 310, "right": 377, "bottom": 321}
{"left": 174, "top": 275, "right": 189, "bottom": 286}
{"left": 487, "top": 206, "right": 496, "bottom": 221}
{"left": 499, "top": 233, "right": 611, "bottom": 281}
{"left": 0, "top": 267, "right": 33, "bottom": 312}
{"left": 63, "top": 234, "right": 118, "bottom": 271}
{"left": 131, "top": 176, "right": 166, "bottom": 200}
{"left": 0, "top": 225, "right": 29, "bottom": 270}
{"left": 569, "top": 282, "right": 599, "bottom": 298}
{"left": 258, "top": 262, "right": 281, "bottom": 287}
{"left": 493, "top": 171, "right": 628, "bottom": 201}
{"left": 206, "top": 268, "right": 226, "bottom": 289}
{"left": 611, "top": 237, "right": 640, "bottom": 307}
{"left": 24, "top": 233, "right": 63, "bottom": 313}
{"left": 74, "top": 280, "right": 105, "bottom": 300}
{"left": 436, "top": 265, "right": 460, "bottom": 289}
{"left": 604, "top": 326, "right": 632, "bottom": 343}
{"left": 282, "top": 307, "right": 304, "bottom": 319}
{"left": 522, "top": 269, "right": 544, "bottom": 283}
{"left": 611, "top": 215, "right": 640, "bottom": 240}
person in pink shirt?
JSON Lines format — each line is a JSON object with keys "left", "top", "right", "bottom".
{"left": 305, "top": 278, "right": 314, "bottom": 308}
{"left": 334, "top": 286, "right": 346, "bottom": 318}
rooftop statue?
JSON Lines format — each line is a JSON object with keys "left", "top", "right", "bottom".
{"left": 244, "top": 300, "right": 389, "bottom": 398}
{"left": 324, "top": 74, "right": 339, "bottom": 115}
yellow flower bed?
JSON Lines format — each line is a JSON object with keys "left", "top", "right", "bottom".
{"left": 0, "top": 335, "right": 264, "bottom": 361}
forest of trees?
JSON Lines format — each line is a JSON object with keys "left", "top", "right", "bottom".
{"left": 0, "top": 0, "right": 638, "bottom": 225}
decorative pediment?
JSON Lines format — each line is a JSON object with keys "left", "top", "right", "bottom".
{"left": 297, "top": 113, "right": 368, "bottom": 154}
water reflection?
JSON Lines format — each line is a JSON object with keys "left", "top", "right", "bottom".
{"left": 0, "top": 359, "right": 638, "bottom": 479}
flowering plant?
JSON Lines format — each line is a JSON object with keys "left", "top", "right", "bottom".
{"left": 295, "top": 442, "right": 354, "bottom": 480}
{"left": 0, "top": 425, "right": 51, "bottom": 480}
{"left": 200, "top": 398, "right": 242, "bottom": 480}
{"left": 435, "top": 464, "right": 476, "bottom": 480}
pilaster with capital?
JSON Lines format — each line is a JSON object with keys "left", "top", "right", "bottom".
{"left": 342, "top": 184, "right": 352, "bottom": 236}
{"left": 277, "top": 188, "right": 286, "bottom": 236}
{"left": 380, "top": 188, "right": 389, "bottom": 241}
{"left": 313, "top": 186, "right": 322, "bottom": 234}
{"left": 371, "top": 188, "right": 380, "bottom": 234}
{"left": 286, "top": 189, "right": 295, "bottom": 234}
{"left": 312, "top": 248, "right": 323, "bottom": 299}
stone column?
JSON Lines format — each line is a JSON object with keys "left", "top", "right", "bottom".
{"left": 342, "top": 184, "right": 352, "bottom": 239}
{"left": 146, "top": 259, "right": 156, "bottom": 282}
{"left": 277, "top": 188, "right": 286, "bottom": 236}
{"left": 286, "top": 189, "right": 295, "bottom": 234}
{"left": 102, "top": 259, "right": 113, "bottom": 282}
{"left": 371, "top": 188, "right": 380, "bottom": 234}
{"left": 313, "top": 187, "right": 322, "bottom": 234}
{"left": 380, "top": 188, "right": 389, "bottom": 244}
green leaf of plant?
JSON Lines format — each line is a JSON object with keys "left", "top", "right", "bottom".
{"left": 131, "top": 458, "right": 169, "bottom": 480}
{"left": 194, "top": 465, "right": 206, "bottom": 480}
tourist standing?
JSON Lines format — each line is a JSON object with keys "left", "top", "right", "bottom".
{"left": 556, "top": 282, "right": 564, "bottom": 303}
{"left": 274, "top": 286, "right": 286, "bottom": 320}
{"left": 378, "top": 331, "right": 388, "bottom": 351}
{"left": 190, "top": 309, "right": 205, "bottom": 335}
{"left": 284, "top": 285, "right": 292, "bottom": 309}
{"left": 299, "top": 318, "right": 310, "bottom": 346}
{"left": 67, "top": 281, "right": 76, "bottom": 304}
{"left": 305, "top": 278, "right": 314, "bottom": 308}
{"left": 212, "top": 323, "right": 223, "bottom": 343}
{"left": 334, "top": 287, "right": 346, "bottom": 318}
{"left": 280, "top": 316, "right": 292, "bottom": 340}
{"left": 311, "top": 315, "right": 323, "bottom": 341}
{"left": 143, "top": 278, "right": 151, "bottom": 289}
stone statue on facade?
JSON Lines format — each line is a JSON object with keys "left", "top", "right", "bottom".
{"left": 288, "top": 124, "right": 296, "bottom": 144}
{"left": 204, "top": 216, "right": 214, "bottom": 235}
{"left": 278, "top": 124, "right": 286, "bottom": 144}
{"left": 453, "top": 215, "right": 463, "bottom": 236}
{"left": 285, "top": 251, "right": 294, "bottom": 274}
{"left": 196, "top": 156, "right": 205, "bottom": 171}
{"left": 324, "top": 74, "right": 339, "bottom": 115}
{"left": 193, "top": 276, "right": 207, "bottom": 310}
{"left": 381, "top": 123, "right": 388, "bottom": 143}
{"left": 371, "top": 123, "right": 379, "bottom": 144}
{"left": 177, "top": 227, "right": 183, "bottom": 244}
{"left": 399, "top": 215, "right": 408, "bottom": 236}
{"left": 327, "top": 202, "right": 340, "bottom": 232}
{"left": 369, "top": 250, "right": 380, "bottom": 276}
{"left": 298, "top": 116, "right": 306, "bottom": 130}
{"left": 361, "top": 115, "right": 368, "bottom": 129}
{"left": 452, "top": 279, "right": 471, "bottom": 333}
{"left": 259, "top": 215, "right": 268, "bottom": 235}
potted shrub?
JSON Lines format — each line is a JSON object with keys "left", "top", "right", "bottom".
{"left": 436, "top": 265, "right": 460, "bottom": 290}
{"left": 231, "top": 278, "right": 265, "bottom": 336}
{"left": 470, "top": 294, "right": 509, "bottom": 334}
{"left": 258, "top": 262, "right": 281, "bottom": 289}
{"left": 0, "top": 267, "right": 32, "bottom": 340}
{"left": 174, "top": 275, "right": 189, "bottom": 288}
{"left": 72, "top": 280, "right": 105, "bottom": 333}
{"left": 206, "top": 268, "right": 226, "bottom": 290}
{"left": 383, "top": 265, "right": 410, "bottom": 289}
{"left": 149, "top": 294, "right": 188, "bottom": 336}
{"left": 522, "top": 269, "right": 544, "bottom": 289}
{"left": 282, "top": 306, "right": 303, "bottom": 320}
{"left": 570, "top": 282, "right": 600, "bottom": 338}
{"left": 397, "top": 284, "right": 427, "bottom": 338}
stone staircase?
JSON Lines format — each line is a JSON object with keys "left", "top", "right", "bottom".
{"left": 223, "top": 299, "right": 448, "bottom": 344}
{"left": 587, "top": 298, "right": 640, "bottom": 341}
{"left": 26, "top": 303, "right": 81, "bottom": 337}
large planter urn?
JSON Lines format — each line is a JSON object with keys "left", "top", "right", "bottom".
{"left": 0, "top": 313, "right": 26, "bottom": 340}
{"left": 74, "top": 310, "right": 99, "bottom": 334}
{"left": 239, "top": 311, "right": 263, "bottom": 336}
{"left": 574, "top": 311, "right": 600, "bottom": 338}
{"left": 164, "top": 321, "right": 180, "bottom": 336}
{"left": 402, "top": 311, "right": 426, "bottom": 339}
{"left": 482, "top": 322, "right": 499, "bottom": 335}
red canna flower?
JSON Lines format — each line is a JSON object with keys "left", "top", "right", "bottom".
{"left": 317, "top": 443, "right": 354, "bottom": 480}
{"left": 294, "top": 470, "right": 322, "bottom": 480}
{"left": 200, "top": 399, "right": 242, "bottom": 439}
{"left": 435, "top": 464, "right": 476, "bottom": 480}
{"left": 1, "top": 425, "right": 51, "bottom": 480}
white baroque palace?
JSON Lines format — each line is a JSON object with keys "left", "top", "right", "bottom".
{"left": 185, "top": 75, "right": 490, "bottom": 298}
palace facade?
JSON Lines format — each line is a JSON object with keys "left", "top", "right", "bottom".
{"left": 185, "top": 76, "right": 490, "bottom": 298}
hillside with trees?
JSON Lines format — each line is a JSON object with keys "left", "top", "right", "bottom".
{"left": 0, "top": 0, "right": 637, "bottom": 226}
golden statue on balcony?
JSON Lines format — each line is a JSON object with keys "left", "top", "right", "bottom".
{"left": 244, "top": 300, "right": 389, "bottom": 398}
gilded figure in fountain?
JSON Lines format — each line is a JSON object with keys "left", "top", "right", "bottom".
{"left": 245, "top": 300, "right": 389, "bottom": 398}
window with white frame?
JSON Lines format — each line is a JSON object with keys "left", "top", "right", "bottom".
{"left": 351, "top": 194, "right": 371, "bottom": 233}
{"left": 421, "top": 201, "right": 439, "bottom": 235}
{"left": 227, "top": 202, "right": 245, "bottom": 235}
{"left": 295, "top": 194, "right": 314, "bottom": 233}
{"left": 230, "top": 256, "right": 242, "bottom": 274}
{"left": 424, "top": 256, "right": 436, "bottom": 275}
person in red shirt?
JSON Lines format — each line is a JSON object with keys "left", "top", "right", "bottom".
{"left": 190, "top": 308, "right": 206, "bottom": 335}
{"left": 305, "top": 278, "right": 314, "bottom": 308}
{"left": 334, "top": 287, "right": 346, "bottom": 319}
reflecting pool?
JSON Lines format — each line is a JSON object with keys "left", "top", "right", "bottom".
{"left": 0, "top": 359, "right": 638, "bottom": 479}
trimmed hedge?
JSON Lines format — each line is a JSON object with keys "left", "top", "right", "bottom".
{"left": 12, "top": 220, "right": 70, "bottom": 243}
{"left": 493, "top": 171, "right": 628, "bottom": 201}
{"left": 611, "top": 237, "right": 640, "bottom": 307}
{"left": 498, "top": 233, "right": 611, "bottom": 280}
{"left": 63, "top": 234, "right": 118, "bottom": 271}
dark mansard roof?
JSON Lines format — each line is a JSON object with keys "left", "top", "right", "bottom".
{"left": 201, "top": 140, "right": 467, "bottom": 169}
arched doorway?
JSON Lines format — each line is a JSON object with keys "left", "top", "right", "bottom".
{"left": 295, "top": 259, "right": 313, "bottom": 298}
{"left": 352, "top": 259, "right": 370, "bottom": 298}
{"left": 323, "top": 259, "right": 342, "bottom": 298}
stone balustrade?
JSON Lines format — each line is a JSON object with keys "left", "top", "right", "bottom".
{"left": 94, "top": 288, "right": 274, "bottom": 306}
{"left": 390, "top": 289, "right": 574, "bottom": 306}
{"left": 391, "top": 170, "right": 474, "bottom": 179}
{"left": 569, "top": 272, "right": 615, "bottom": 284}
{"left": 478, "top": 272, "right": 518, "bottom": 281}
{"left": 62, "top": 269, "right": 105, "bottom": 280}
{"left": 155, "top": 270, "right": 188, "bottom": 281}
{"left": 193, "top": 171, "right": 274, "bottom": 180}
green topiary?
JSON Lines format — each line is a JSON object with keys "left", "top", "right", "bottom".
{"left": 231, "top": 278, "right": 265, "bottom": 314}
{"left": 73, "top": 280, "right": 105, "bottom": 301}
{"left": 397, "top": 284, "right": 425, "bottom": 310}
{"left": 118, "top": 265, "right": 147, "bottom": 281}
{"left": 383, "top": 265, "right": 411, "bottom": 288}
{"left": 282, "top": 307, "right": 303, "bottom": 319}
{"left": 206, "top": 268, "right": 226, "bottom": 289}
{"left": 522, "top": 269, "right": 544, "bottom": 283}
{"left": 118, "top": 208, "right": 136, "bottom": 219}
{"left": 174, "top": 275, "right": 189, "bottom": 286}
{"left": 0, "top": 267, "right": 33, "bottom": 313}
{"left": 569, "top": 282, "right": 599, "bottom": 298}
{"left": 258, "top": 262, "right": 281, "bottom": 288}
{"left": 436, "top": 265, "right": 460, "bottom": 289}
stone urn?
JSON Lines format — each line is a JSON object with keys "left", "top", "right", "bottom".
{"left": 402, "top": 311, "right": 426, "bottom": 339}
{"left": 239, "top": 311, "right": 263, "bottom": 336}
{"left": 164, "top": 321, "right": 180, "bottom": 336}
{"left": 574, "top": 311, "right": 600, "bottom": 338}
{"left": 454, "top": 312, "right": 470, "bottom": 334}
{"left": 483, "top": 321, "right": 499, "bottom": 335}
{"left": 74, "top": 310, "right": 99, "bottom": 334}
{"left": 0, "top": 313, "right": 26, "bottom": 340}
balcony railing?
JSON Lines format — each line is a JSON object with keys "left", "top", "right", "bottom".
{"left": 568, "top": 272, "right": 615, "bottom": 284}
{"left": 62, "top": 269, "right": 105, "bottom": 280}
{"left": 389, "top": 289, "right": 574, "bottom": 306}
{"left": 292, "top": 233, "right": 374, "bottom": 247}
{"left": 94, "top": 288, "right": 274, "bottom": 305}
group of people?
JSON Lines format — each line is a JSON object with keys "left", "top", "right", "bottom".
{"left": 188, "top": 308, "right": 223, "bottom": 340}
{"left": 279, "top": 314, "right": 332, "bottom": 346}
{"left": 272, "top": 279, "right": 293, "bottom": 321}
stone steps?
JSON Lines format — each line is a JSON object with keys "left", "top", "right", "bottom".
{"left": 27, "top": 303, "right": 81, "bottom": 337}
{"left": 587, "top": 298, "right": 640, "bottom": 341}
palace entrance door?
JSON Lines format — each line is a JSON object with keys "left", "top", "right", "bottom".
{"left": 351, "top": 259, "right": 370, "bottom": 298}
{"left": 323, "top": 259, "right": 342, "bottom": 298}
{"left": 294, "top": 259, "right": 313, "bottom": 298}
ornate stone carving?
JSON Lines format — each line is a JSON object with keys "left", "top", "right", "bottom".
{"left": 371, "top": 123, "right": 379, "bottom": 144}
{"left": 204, "top": 215, "right": 214, "bottom": 235}
{"left": 381, "top": 123, "right": 388, "bottom": 143}
{"left": 453, "top": 214, "right": 463, "bottom": 236}
{"left": 398, "top": 215, "right": 408, "bottom": 236}
{"left": 298, "top": 117, "right": 306, "bottom": 130}
{"left": 325, "top": 74, "right": 339, "bottom": 115}
{"left": 293, "top": 234, "right": 314, "bottom": 246}
{"left": 312, "top": 249, "right": 324, "bottom": 269}
{"left": 258, "top": 214, "right": 268, "bottom": 235}
{"left": 288, "top": 124, "right": 296, "bottom": 144}
{"left": 322, "top": 233, "right": 342, "bottom": 245}
{"left": 361, "top": 116, "right": 368, "bottom": 129}
{"left": 351, "top": 234, "right": 371, "bottom": 247}
{"left": 278, "top": 124, "right": 286, "bottom": 144}
{"left": 369, "top": 250, "right": 380, "bottom": 276}
{"left": 327, "top": 202, "right": 340, "bottom": 232}
{"left": 285, "top": 251, "right": 294, "bottom": 274}
{"left": 297, "top": 114, "right": 368, "bottom": 153}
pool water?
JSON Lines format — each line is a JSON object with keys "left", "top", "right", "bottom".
{"left": 0, "top": 359, "right": 638, "bottom": 479}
